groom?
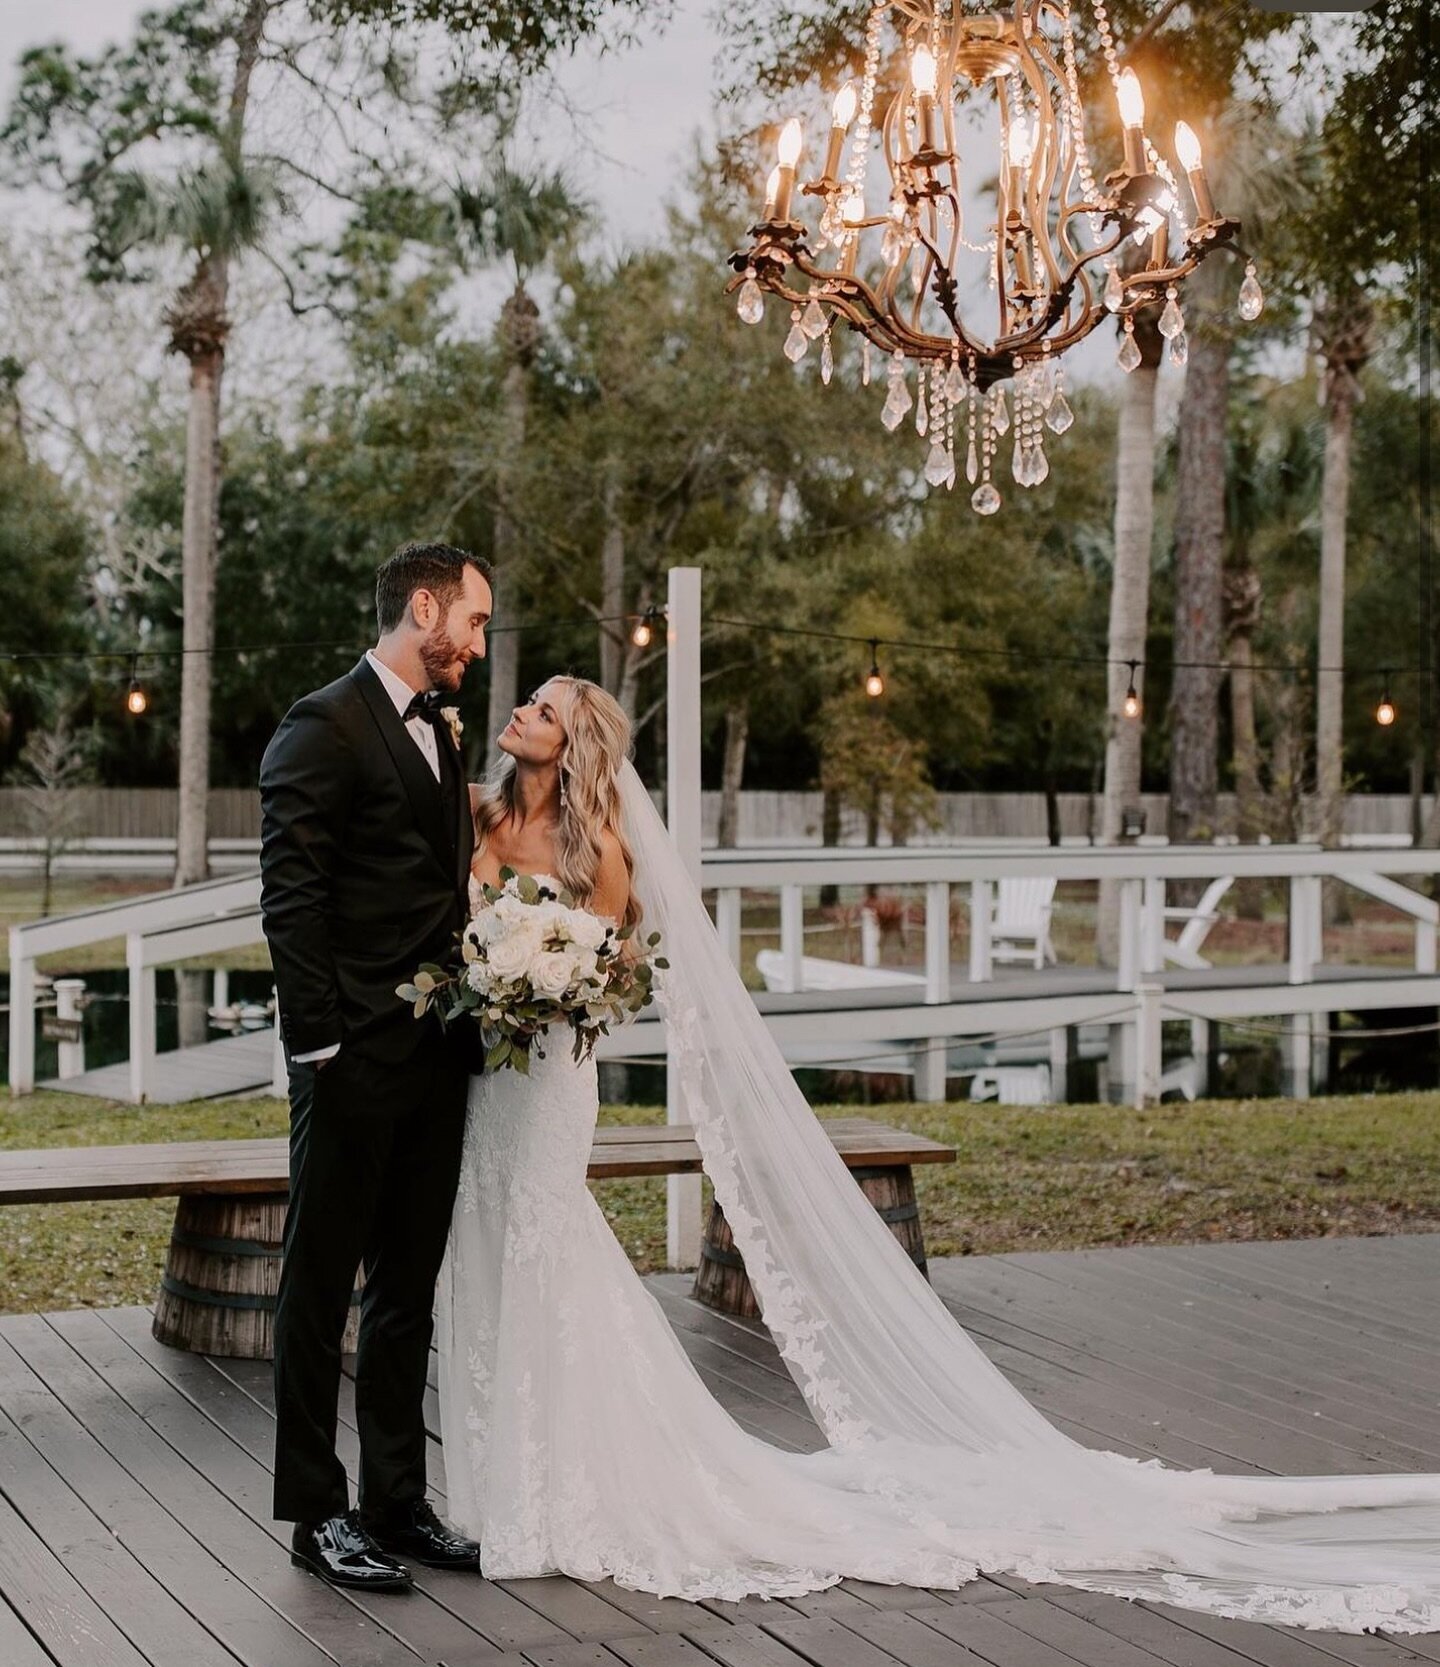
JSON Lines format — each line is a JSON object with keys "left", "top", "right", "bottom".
{"left": 260, "top": 541, "right": 493, "bottom": 1591}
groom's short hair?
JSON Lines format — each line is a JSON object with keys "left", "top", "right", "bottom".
{"left": 376, "top": 542, "right": 494, "bottom": 633}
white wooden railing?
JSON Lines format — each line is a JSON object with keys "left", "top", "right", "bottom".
{"left": 9, "top": 842, "right": 1438, "bottom": 1109}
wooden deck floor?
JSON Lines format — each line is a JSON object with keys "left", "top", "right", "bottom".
{"left": 2, "top": 1235, "right": 1437, "bottom": 1667}
{"left": 40, "top": 1031, "right": 275, "bottom": 1105}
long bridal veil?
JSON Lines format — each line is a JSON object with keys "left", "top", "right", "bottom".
{"left": 615, "top": 761, "right": 1440, "bottom": 1634}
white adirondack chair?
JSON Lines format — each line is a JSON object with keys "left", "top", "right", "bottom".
{"left": 1162, "top": 875, "right": 1234, "bottom": 970}
{"left": 969, "top": 1064, "right": 1052, "bottom": 1104}
{"left": 990, "top": 877, "right": 1058, "bottom": 970}
{"left": 754, "top": 950, "right": 926, "bottom": 994}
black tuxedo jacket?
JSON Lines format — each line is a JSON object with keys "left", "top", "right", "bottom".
{"left": 260, "top": 655, "right": 475, "bottom": 1065}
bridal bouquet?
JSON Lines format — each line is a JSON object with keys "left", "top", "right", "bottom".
{"left": 398, "top": 869, "right": 664, "bottom": 1074}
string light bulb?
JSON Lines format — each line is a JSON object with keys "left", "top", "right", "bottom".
{"left": 1122, "top": 661, "right": 1141, "bottom": 719}
{"left": 865, "top": 641, "right": 885, "bottom": 699}
{"left": 630, "top": 606, "right": 661, "bottom": 649}
{"left": 1376, "top": 676, "right": 1396, "bottom": 727}
{"left": 125, "top": 658, "right": 148, "bottom": 716}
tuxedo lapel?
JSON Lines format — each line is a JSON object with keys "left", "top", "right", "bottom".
{"left": 349, "top": 657, "right": 450, "bottom": 872}
{"left": 436, "top": 719, "right": 474, "bottom": 899}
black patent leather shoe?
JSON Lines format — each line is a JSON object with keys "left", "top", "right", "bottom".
{"left": 365, "top": 1499, "right": 481, "bottom": 1570}
{"left": 291, "top": 1510, "right": 414, "bottom": 1591}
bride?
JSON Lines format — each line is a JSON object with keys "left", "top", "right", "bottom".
{"left": 436, "top": 675, "right": 1440, "bottom": 1629}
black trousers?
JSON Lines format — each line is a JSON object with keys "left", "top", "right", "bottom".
{"left": 272, "top": 1035, "right": 468, "bottom": 1524}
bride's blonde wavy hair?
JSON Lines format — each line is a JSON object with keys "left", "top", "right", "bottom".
{"left": 474, "top": 676, "right": 641, "bottom": 928}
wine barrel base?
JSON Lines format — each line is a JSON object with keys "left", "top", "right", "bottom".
{"left": 152, "top": 1192, "right": 361, "bottom": 1360}
{"left": 693, "top": 1163, "right": 928, "bottom": 1318}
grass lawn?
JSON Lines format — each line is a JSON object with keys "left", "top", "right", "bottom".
{"left": 2, "top": 1087, "right": 1437, "bottom": 1314}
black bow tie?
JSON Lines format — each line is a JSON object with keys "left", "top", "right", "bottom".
{"left": 403, "top": 690, "right": 445, "bottom": 725}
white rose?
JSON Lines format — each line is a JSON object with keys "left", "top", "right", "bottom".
{"left": 467, "top": 909, "right": 503, "bottom": 946}
{"left": 491, "top": 892, "right": 531, "bottom": 927}
{"left": 485, "top": 928, "right": 538, "bottom": 984}
{"left": 567, "top": 944, "right": 601, "bottom": 986}
{"left": 464, "top": 960, "right": 495, "bottom": 994}
{"left": 531, "top": 950, "right": 577, "bottom": 998}
{"left": 565, "top": 909, "right": 610, "bottom": 951}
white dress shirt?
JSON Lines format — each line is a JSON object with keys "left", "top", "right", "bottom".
{"left": 291, "top": 652, "right": 443, "bottom": 1066}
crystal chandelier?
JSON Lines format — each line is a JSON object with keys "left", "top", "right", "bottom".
{"left": 728, "top": 0, "right": 1263, "bottom": 514}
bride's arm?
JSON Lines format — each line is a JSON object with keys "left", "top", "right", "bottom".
{"left": 588, "top": 830, "right": 632, "bottom": 934}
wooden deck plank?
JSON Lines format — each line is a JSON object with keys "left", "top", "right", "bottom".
{"left": 684, "top": 1624, "right": 824, "bottom": 1667}
{"left": 0, "top": 1592, "right": 59, "bottom": 1667}
{"left": 956, "top": 1268, "right": 1440, "bottom": 1467}
{"left": 0, "top": 1488, "right": 152, "bottom": 1667}
{"left": 43, "top": 1032, "right": 275, "bottom": 1105}
{"left": 0, "top": 1341, "right": 324, "bottom": 1667}
{"left": 0, "top": 1312, "right": 457, "bottom": 1667}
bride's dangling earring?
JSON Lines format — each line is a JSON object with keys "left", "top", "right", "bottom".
{"left": 559, "top": 763, "right": 568, "bottom": 811}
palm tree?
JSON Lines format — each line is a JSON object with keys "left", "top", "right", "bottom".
{"left": 453, "top": 154, "right": 588, "bottom": 768}
{"left": 1097, "top": 305, "right": 1162, "bottom": 963}
{"left": 1312, "top": 286, "right": 1374, "bottom": 862}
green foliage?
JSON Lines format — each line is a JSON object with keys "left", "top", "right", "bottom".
{"left": 818, "top": 692, "right": 939, "bottom": 844}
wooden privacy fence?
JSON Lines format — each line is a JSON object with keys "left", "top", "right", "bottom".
{"left": 0, "top": 788, "right": 1432, "bottom": 846}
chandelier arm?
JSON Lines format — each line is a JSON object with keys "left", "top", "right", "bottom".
{"left": 1022, "top": 36, "right": 1070, "bottom": 297}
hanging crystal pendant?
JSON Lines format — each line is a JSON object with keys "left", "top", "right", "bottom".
{"left": 990, "top": 387, "right": 1011, "bottom": 435}
{"left": 1159, "top": 289, "right": 1184, "bottom": 339}
{"left": 971, "top": 481, "right": 1002, "bottom": 515}
{"left": 1030, "top": 444, "right": 1049, "bottom": 485}
{"left": 881, "top": 354, "right": 912, "bottom": 430}
{"left": 1168, "top": 329, "right": 1188, "bottom": 368}
{"left": 916, "top": 384, "right": 928, "bottom": 437}
{"left": 1117, "top": 323, "right": 1142, "bottom": 373}
{"left": 923, "top": 440, "right": 951, "bottom": 487}
{"left": 965, "top": 435, "right": 979, "bottom": 483}
{"left": 945, "top": 361, "right": 966, "bottom": 403}
{"left": 1033, "top": 361, "right": 1057, "bottom": 408}
{"left": 820, "top": 332, "right": 834, "bottom": 385}
{"left": 1104, "top": 265, "right": 1124, "bottom": 311}
{"left": 861, "top": 340, "right": 872, "bottom": 385}
{"left": 736, "top": 277, "right": 764, "bottom": 325}
{"left": 1045, "top": 390, "right": 1074, "bottom": 434}
{"left": 1238, "top": 262, "right": 1265, "bottom": 321}
{"left": 801, "top": 298, "right": 827, "bottom": 339}
{"left": 881, "top": 220, "right": 906, "bottom": 267}
{"left": 783, "top": 309, "right": 809, "bottom": 363}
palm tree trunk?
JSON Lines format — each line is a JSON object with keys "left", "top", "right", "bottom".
{"left": 1098, "top": 309, "right": 1163, "bottom": 964}
{"left": 173, "top": 325, "right": 224, "bottom": 886}
{"left": 1314, "top": 293, "right": 1372, "bottom": 875}
{"left": 1226, "top": 572, "right": 1264, "bottom": 919}
{"left": 1167, "top": 328, "right": 1228, "bottom": 853}
{"left": 486, "top": 308, "right": 536, "bottom": 769}
{"left": 599, "top": 464, "right": 625, "bottom": 696}
{"left": 170, "top": 0, "right": 268, "bottom": 888}
{"left": 717, "top": 702, "right": 748, "bottom": 848}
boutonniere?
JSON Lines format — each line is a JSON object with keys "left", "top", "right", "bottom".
{"left": 441, "top": 707, "right": 464, "bottom": 749}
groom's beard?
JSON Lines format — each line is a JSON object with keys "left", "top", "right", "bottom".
{"left": 420, "top": 622, "right": 466, "bottom": 693}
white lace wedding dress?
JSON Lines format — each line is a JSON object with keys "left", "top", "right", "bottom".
{"left": 435, "top": 774, "right": 1440, "bottom": 1628}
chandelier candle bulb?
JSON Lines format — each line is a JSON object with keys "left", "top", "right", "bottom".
{"left": 911, "top": 45, "right": 941, "bottom": 155}
{"left": 1116, "top": 68, "right": 1147, "bottom": 174}
{"left": 762, "top": 164, "right": 782, "bottom": 221}
{"left": 824, "top": 82, "right": 859, "bottom": 180}
{"left": 1174, "top": 121, "right": 1214, "bottom": 220}
{"left": 773, "top": 119, "right": 803, "bottom": 221}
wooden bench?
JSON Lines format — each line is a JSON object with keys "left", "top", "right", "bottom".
{"left": 0, "top": 1116, "right": 955, "bottom": 1353}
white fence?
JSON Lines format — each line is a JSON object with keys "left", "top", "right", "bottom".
{"left": 9, "top": 842, "right": 1440, "bottom": 1110}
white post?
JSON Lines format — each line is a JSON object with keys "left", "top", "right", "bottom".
{"left": 213, "top": 968, "right": 230, "bottom": 1012}
{"left": 780, "top": 884, "right": 805, "bottom": 992}
{"left": 924, "top": 882, "right": 951, "bottom": 1004}
{"left": 859, "top": 906, "right": 880, "bottom": 968}
{"left": 715, "top": 888, "right": 743, "bottom": 971}
{"left": 666, "top": 566, "right": 704, "bottom": 1271}
{"left": 1134, "top": 980, "right": 1163, "bottom": 1108}
{"left": 8, "top": 929, "right": 35, "bottom": 1095}
{"left": 1417, "top": 918, "right": 1437, "bottom": 974}
{"left": 968, "top": 878, "right": 993, "bottom": 983}
{"left": 1288, "top": 875, "right": 1321, "bottom": 984}
{"left": 53, "top": 978, "right": 87, "bottom": 1081}
{"left": 1116, "top": 878, "right": 1143, "bottom": 991}
{"left": 127, "top": 933, "right": 156, "bottom": 1106}
{"left": 1141, "top": 876, "right": 1165, "bottom": 973}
